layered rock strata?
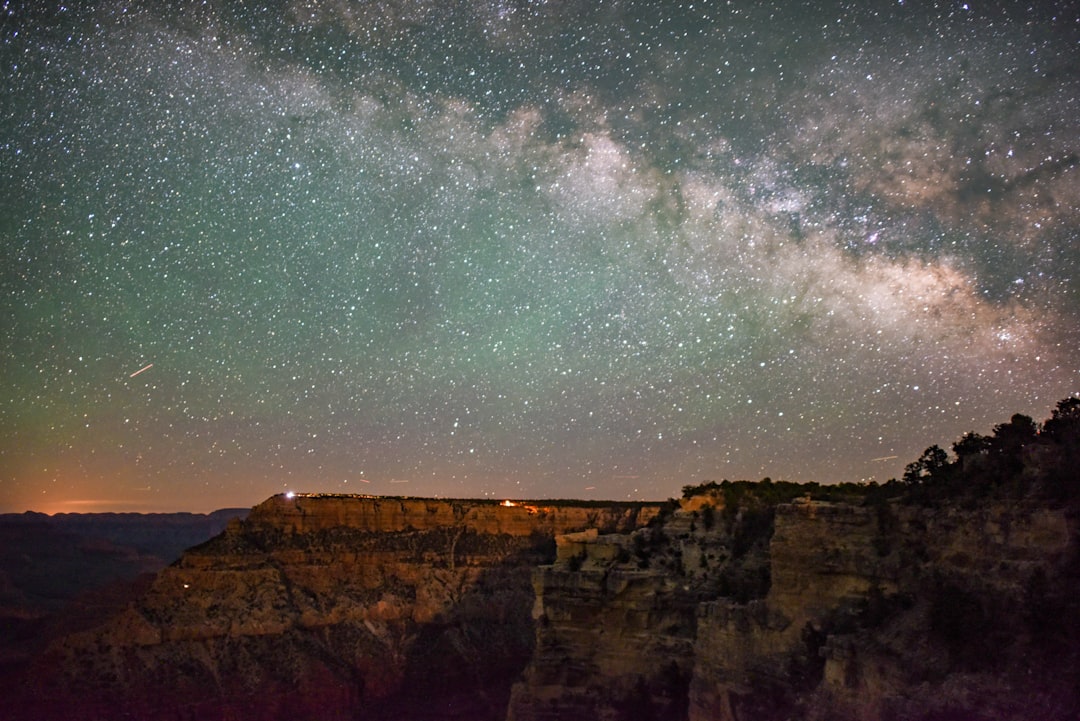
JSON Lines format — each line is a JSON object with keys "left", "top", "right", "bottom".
{"left": 22, "top": 494, "right": 661, "bottom": 721}
{"left": 511, "top": 496, "right": 1078, "bottom": 721}
{"left": 507, "top": 498, "right": 763, "bottom": 721}
{"left": 690, "top": 501, "right": 1076, "bottom": 721}
{"left": 16, "top": 491, "right": 1079, "bottom": 721}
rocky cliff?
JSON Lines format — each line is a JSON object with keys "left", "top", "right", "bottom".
{"left": 507, "top": 494, "right": 768, "bottom": 721}
{"left": 17, "top": 494, "right": 660, "bottom": 721}
{"left": 690, "top": 500, "right": 1079, "bottom": 721}
{"left": 13, "top": 488, "right": 1079, "bottom": 721}
{"left": 510, "top": 493, "right": 1079, "bottom": 721}
{"left": 245, "top": 493, "right": 661, "bottom": 537}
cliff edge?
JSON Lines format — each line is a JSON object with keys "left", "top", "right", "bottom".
{"left": 15, "top": 494, "right": 660, "bottom": 721}
{"left": 9, "top": 484, "right": 1079, "bottom": 721}
{"left": 508, "top": 491, "right": 1078, "bottom": 721}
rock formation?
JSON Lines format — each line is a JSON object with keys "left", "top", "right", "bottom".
{"left": 17, "top": 494, "right": 660, "bottom": 721}
{"left": 507, "top": 493, "right": 767, "bottom": 721}
{"left": 511, "top": 492, "right": 1079, "bottom": 721}
{"left": 11, "top": 485, "right": 1079, "bottom": 721}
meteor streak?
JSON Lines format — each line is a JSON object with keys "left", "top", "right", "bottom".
{"left": 129, "top": 363, "right": 154, "bottom": 378}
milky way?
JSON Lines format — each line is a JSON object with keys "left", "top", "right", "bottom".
{"left": 2, "top": 1, "right": 1078, "bottom": 512}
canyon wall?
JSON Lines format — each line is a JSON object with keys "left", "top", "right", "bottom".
{"left": 0, "top": 507, "right": 249, "bottom": 700}
{"left": 245, "top": 493, "right": 661, "bottom": 536}
{"left": 507, "top": 495, "right": 765, "bottom": 721}
{"left": 15, "top": 491, "right": 1079, "bottom": 721}
{"left": 510, "top": 496, "right": 1078, "bottom": 721}
{"left": 18, "top": 494, "right": 660, "bottom": 721}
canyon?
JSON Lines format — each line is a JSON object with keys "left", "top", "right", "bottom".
{"left": 7, "top": 489, "right": 1079, "bottom": 720}
{"left": 508, "top": 493, "right": 1079, "bottom": 721}
{"left": 11, "top": 494, "right": 661, "bottom": 720}
{"left": 0, "top": 508, "right": 248, "bottom": 688}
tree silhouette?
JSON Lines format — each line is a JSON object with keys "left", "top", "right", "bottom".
{"left": 1042, "top": 397, "right": 1080, "bottom": 442}
{"left": 991, "top": 413, "right": 1038, "bottom": 451}
{"left": 952, "top": 432, "right": 991, "bottom": 461}
{"left": 1040, "top": 397, "right": 1080, "bottom": 500}
{"left": 902, "top": 445, "right": 950, "bottom": 487}
{"left": 986, "top": 413, "right": 1038, "bottom": 488}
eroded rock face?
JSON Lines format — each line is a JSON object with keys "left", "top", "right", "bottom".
{"left": 508, "top": 504, "right": 754, "bottom": 721}
{"left": 19, "top": 494, "right": 660, "bottom": 721}
{"left": 689, "top": 501, "right": 892, "bottom": 721}
{"left": 247, "top": 494, "right": 660, "bottom": 537}
{"left": 16, "top": 493, "right": 1079, "bottom": 721}
{"left": 513, "top": 498, "right": 1079, "bottom": 721}
{"left": 690, "top": 501, "right": 1078, "bottom": 721}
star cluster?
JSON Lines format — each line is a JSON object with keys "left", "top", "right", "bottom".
{"left": 2, "top": 0, "right": 1078, "bottom": 512}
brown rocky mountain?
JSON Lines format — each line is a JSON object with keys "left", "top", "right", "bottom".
{"left": 6, "top": 480, "right": 1079, "bottom": 720}
{"left": 12, "top": 494, "right": 661, "bottom": 720}
{"left": 510, "top": 495, "right": 1079, "bottom": 720}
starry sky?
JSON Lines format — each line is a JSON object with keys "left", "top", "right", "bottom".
{"left": 2, "top": 1, "right": 1078, "bottom": 513}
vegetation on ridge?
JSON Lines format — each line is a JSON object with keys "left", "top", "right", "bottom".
{"left": 900, "top": 396, "right": 1080, "bottom": 505}
{"left": 681, "top": 396, "right": 1080, "bottom": 509}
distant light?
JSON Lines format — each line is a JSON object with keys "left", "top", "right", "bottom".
{"left": 285, "top": 491, "right": 295, "bottom": 499}
{"left": 502, "top": 500, "right": 517, "bottom": 507}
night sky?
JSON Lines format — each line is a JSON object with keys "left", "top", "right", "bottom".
{"left": 2, "top": 1, "right": 1078, "bottom": 513}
